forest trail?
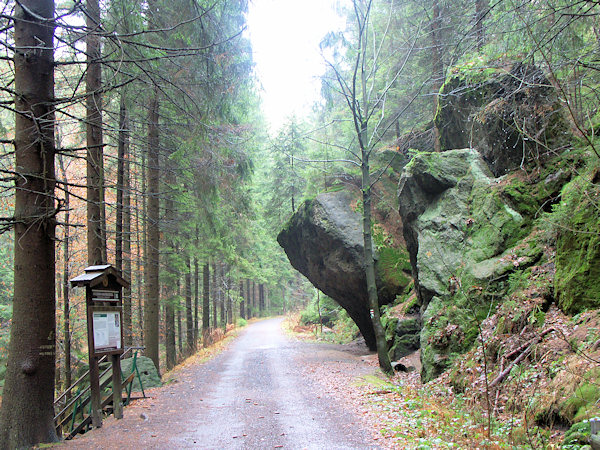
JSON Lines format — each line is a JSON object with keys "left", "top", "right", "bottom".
{"left": 62, "top": 318, "right": 380, "bottom": 449}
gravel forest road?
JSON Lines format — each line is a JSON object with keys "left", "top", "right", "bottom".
{"left": 62, "top": 318, "right": 379, "bottom": 449}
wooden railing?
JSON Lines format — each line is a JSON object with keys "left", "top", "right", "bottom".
{"left": 54, "top": 347, "right": 145, "bottom": 439}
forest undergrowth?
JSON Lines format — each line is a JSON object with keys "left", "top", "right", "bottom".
{"left": 286, "top": 310, "right": 574, "bottom": 448}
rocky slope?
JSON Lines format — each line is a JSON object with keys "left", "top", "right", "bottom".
{"left": 278, "top": 60, "right": 600, "bottom": 444}
{"left": 391, "top": 63, "right": 600, "bottom": 444}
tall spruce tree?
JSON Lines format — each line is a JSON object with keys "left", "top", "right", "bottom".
{"left": 0, "top": 1, "right": 59, "bottom": 446}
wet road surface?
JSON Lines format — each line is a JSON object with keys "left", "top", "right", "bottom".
{"left": 64, "top": 318, "right": 378, "bottom": 449}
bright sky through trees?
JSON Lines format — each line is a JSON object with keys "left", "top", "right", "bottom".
{"left": 246, "top": 0, "right": 346, "bottom": 131}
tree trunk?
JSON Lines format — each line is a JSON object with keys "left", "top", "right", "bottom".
{"left": 475, "top": 0, "right": 488, "bottom": 51}
{"left": 186, "top": 258, "right": 194, "bottom": 354}
{"left": 246, "top": 279, "right": 251, "bottom": 318}
{"left": 144, "top": 88, "right": 160, "bottom": 373}
{"left": 282, "top": 284, "right": 286, "bottom": 314}
{"left": 177, "top": 305, "right": 183, "bottom": 357}
{"left": 0, "top": 1, "right": 59, "bottom": 446}
{"left": 252, "top": 281, "right": 256, "bottom": 318}
{"left": 211, "top": 261, "right": 217, "bottom": 329}
{"left": 431, "top": 0, "right": 443, "bottom": 153}
{"left": 58, "top": 155, "right": 72, "bottom": 398}
{"left": 226, "top": 267, "right": 232, "bottom": 325}
{"left": 193, "top": 251, "right": 199, "bottom": 344}
{"left": 86, "top": 0, "right": 106, "bottom": 265}
{"left": 123, "top": 128, "right": 132, "bottom": 347}
{"left": 259, "top": 284, "right": 265, "bottom": 315}
{"left": 239, "top": 280, "right": 245, "bottom": 319}
{"left": 202, "top": 263, "right": 210, "bottom": 347}
{"left": 116, "top": 95, "right": 132, "bottom": 346}
{"left": 165, "top": 297, "right": 175, "bottom": 370}
{"left": 361, "top": 149, "right": 393, "bottom": 374}
{"left": 219, "top": 264, "right": 225, "bottom": 329}
{"left": 116, "top": 98, "right": 125, "bottom": 272}
{"left": 266, "top": 286, "right": 270, "bottom": 312}
{"left": 138, "top": 144, "right": 146, "bottom": 346}
{"left": 134, "top": 163, "right": 143, "bottom": 346}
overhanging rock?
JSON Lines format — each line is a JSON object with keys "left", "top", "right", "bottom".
{"left": 277, "top": 190, "right": 405, "bottom": 350}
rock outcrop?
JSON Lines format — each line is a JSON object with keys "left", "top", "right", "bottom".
{"left": 435, "top": 63, "right": 570, "bottom": 176}
{"left": 398, "top": 149, "right": 541, "bottom": 381}
{"left": 277, "top": 190, "right": 409, "bottom": 350}
{"left": 554, "top": 168, "right": 600, "bottom": 313}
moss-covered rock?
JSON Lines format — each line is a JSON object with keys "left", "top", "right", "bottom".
{"left": 554, "top": 165, "right": 600, "bottom": 314}
{"left": 563, "top": 421, "right": 592, "bottom": 447}
{"left": 121, "top": 355, "right": 162, "bottom": 392}
{"left": 384, "top": 317, "right": 421, "bottom": 361}
{"left": 376, "top": 246, "right": 411, "bottom": 300}
{"left": 435, "top": 63, "right": 571, "bottom": 176}
{"left": 398, "top": 149, "right": 545, "bottom": 382}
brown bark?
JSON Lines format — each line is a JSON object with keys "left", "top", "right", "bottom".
{"left": 138, "top": 145, "right": 146, "bottom": 346}
{"left": 246, "top": 279, "right": 251, "bottom": 318}
{"left": 259, "top": 284, "right": 265, "bottom": 315}
{"left": 58, "top": 155, "right": 72, "bottom": 397}
{"left": 239, "top": 281, "right": 245, "bottom": 319}
{"left": 219, "top": 264, "right": 225, "bottom": 328}
{"left": 86, "top": 0, "right": 106, "bottom": 265}
{"left": 202, "top": 263, "right": 210, "bottom": 346}
{"left": 252, "top": 280, "right": 256, "bottom": 318}
{"left": 361, "top": 150, "right": 393, "bottom": 374}
{"left": 177, "top": 300, "right": 183, "bottom": 357}
{"left": 123, "top": 137, "right": 132, "bottom": 346}
{"left": 116, "top": 96, "right": 132, "bottom": 346}
{"left": 475, "top": 0, "right": 488, "bottom": 51}
{"left": 193, "top": 252, "right": 199, "bottom": 343}
{"left": 226, "top": 267, "right": 233, "bottom": 325}
{"left": 212, "top": 261, "right": 218, "bottom": 329}
{"left": 134, "top": 158, "right": 143, "bottom": 345}
{"left": 144, "top": 88, "right": 160, "bottom": 373}
{"left": 0, "top": 1, "right": 59, "bottom": 446}
{"left": 116, "top": 98, "right": 125, "bottom": 271}
{"left": 165, "top": 297, "right": 176, "bottom": 370}
{"left": 266, "top": 286, "right": 270, "bottom": 312}
{"left": 186, "top": 258, "right": 194, "bottom": 353}
{"left": 431, "top": 0, "right": 443, "bottom": 152}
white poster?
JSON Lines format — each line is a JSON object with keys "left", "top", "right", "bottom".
{"left": 93, "top": 311, "right": 121, "bottom": 350}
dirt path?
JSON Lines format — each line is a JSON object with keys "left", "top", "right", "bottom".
{"left": 61, "top": 318, "right": 381, "bottom": 449}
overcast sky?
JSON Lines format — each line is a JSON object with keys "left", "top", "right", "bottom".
{"left": 246, "top": 0, "right": 347, "bottom": 132}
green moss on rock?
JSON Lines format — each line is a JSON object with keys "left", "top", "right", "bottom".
{"left": 563, "top": 421, "right": 591, "bottom": 447}
{"left": 382, "top": 314, "right": 421, "bottom": 361}
{"left": 554, "top": 167, "right": 600, "bottom": 314}
{"left": 121, "top": 355, "right": 162, "bottom": 392}
{"left": 376, "top": 246, "right": 411, "bottom": 293}
{"left": 389, "top": 334, "right": 420, "bottom": 361}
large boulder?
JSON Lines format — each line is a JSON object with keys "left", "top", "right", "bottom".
{"left": 435, "top": 63, "right": 570, "bottom": 176}
{"left": 277, "top": 190, "right": 409, "bottom": 350}
{"left": 398, "top": 149, "right": 540, "bottom": 381}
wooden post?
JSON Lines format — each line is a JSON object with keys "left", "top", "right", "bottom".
{"left": 89, "top": 357, "right": 102, "bottom": 427}
{"left": 111, "top": 354, "right": 123, "bottom": 419}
